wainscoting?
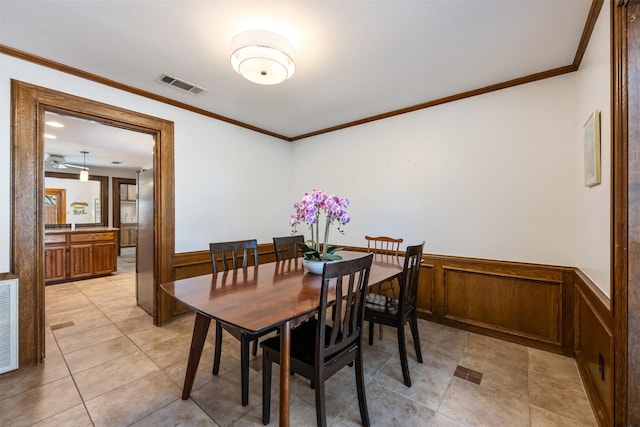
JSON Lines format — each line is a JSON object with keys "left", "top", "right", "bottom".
{"left": 168, "top": 245, "right": 613, "bottom": 426}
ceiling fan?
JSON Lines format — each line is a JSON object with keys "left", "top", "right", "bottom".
{"left": 45, "top": 154, "right": 89, "bottom": 170}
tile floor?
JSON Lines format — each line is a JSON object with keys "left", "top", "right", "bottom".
{"left": 0, "top": 257, "right": 598, "bottom": 427}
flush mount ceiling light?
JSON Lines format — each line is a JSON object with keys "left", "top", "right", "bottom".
{"left": 230, "top": 30, "right": 295, "bottom": 85}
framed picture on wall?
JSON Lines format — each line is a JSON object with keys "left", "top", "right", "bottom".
{"left": 583, "top": 110, "right": 601, "bottom": 187}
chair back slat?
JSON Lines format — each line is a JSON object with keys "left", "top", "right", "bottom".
{"left": 365, "top": 235, "right": 403, "bottom": 255}
{"left": 272, "top": 235, "right": 305, "bottom": 261}
{"left": 398, "top": 242, "right": 424, "bottom": 315}
{"left": 209, "top": 239, "right": 259, "bottom": 273}
{"left": 317, "top": 254, "right": 373, "bottom": 363}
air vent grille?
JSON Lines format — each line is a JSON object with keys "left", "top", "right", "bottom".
{"left": 0, "top": 278, "right": 18, "bottom": 374}
{"left": 158, "top": 74, "right": 206, "bottom": 95}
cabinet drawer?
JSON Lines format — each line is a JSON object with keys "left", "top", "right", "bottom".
{"left": 71, "top": 232, "right": 114, "bottom": 243}
{"left": 44, "top": 234, "right": 66, "bottom": 244}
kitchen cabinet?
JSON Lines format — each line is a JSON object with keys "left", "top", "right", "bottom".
{"left": 44, "top": 228, "right": 117, "bottom": 284}
{"left": 120, "top": 224, "right": 138, "bottom": 247}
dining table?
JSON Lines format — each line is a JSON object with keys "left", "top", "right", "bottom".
{"left": 161, "top": 250, "right": 404, "bottom": 427}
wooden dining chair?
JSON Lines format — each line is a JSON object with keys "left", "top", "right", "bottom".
{"left": 272, "top": 235, "right": 304, "bottom": 261}
{"left": 261, "top": 254, "right": 374, "bottom": 427}
{"left": 209, "top": 239, "right": 274, "bottom": 406}
{"left": 365, "top": 235, "right": 403, "bottom": 255}
{"left": 364, "top": 235, "right": 404, "bottom": 339}
{"left": 364, "top": 242, "right": 424, "bottom": 387}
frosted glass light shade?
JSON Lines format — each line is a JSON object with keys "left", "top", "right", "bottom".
{"left": 231, "top": 31, "right": 295, "bottom": 85}
{"left": 79, "top": 169, "right": 89, "bottom": 182}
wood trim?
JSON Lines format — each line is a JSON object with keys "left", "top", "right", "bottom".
{"left": 574, "top": 269, "right": 614, "bottom": 427}
{"left": 11, "top": 80, "right": 175, "bottom": 367}
{"left": 112, "top": 177, "right": 137, "bottom": 255}
{"left": 574, "top": 1, "right": 606, "bottom": 68}
{"left": 0, "top": 45, "right": 289, "bottom": 142}
{"left": 612, "top": 1, "right": 630, "bottom": 425}
{"left": 0, "top": 2, "right": 604, "bottom": 142}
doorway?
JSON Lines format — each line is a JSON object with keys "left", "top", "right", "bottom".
{"left": 11, "top": 80, "right": 175, "bottom": 367}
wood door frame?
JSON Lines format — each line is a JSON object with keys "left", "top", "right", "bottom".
{"left": 11, "top": 80, "right": 175, "bottom": 367}
{"left": 44, "top": 188, "right": 66, "bottom": 224}
{"left": 113, "top": 177, "right": 138, "bottom": 255}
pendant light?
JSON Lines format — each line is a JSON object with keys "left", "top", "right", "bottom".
{"left": 79, "top": 151, "right": 89, "bottom": 182}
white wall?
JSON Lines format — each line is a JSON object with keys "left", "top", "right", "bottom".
{"left": 0, "top": 54, "right": 292, "bottom": 272}
{"left": 575, "top": 4, "right": 612, "bottom": 297}
{"left": 0, "top": 8, "right": 613, "bottom": 294}
{"left": 291, "top": 75, "right": 578, "bottom": 266}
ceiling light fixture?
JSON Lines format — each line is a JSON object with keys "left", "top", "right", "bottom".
{"left": 230, "top": 30, "right": 295, "bottom": 85}
{"left": 79, "top": 151, "right": 89, "bottom": 182}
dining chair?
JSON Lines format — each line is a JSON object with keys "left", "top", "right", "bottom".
{"left": 364, "top": 241, "right": 424, "bottom": 387}
{"left": 364, "top": 235, "right": 403, "bottom": 255}
{"left": 209, "top": 239, "right": 274, "bottom": 406}
{"left": 364, "top": 235, "right": 404, "bottom": 339}
{"left": 261, "top": 254, "right": 374, "bottom": 427}
{"left": 272, "top": 234, "right": 305, "bottom": 261}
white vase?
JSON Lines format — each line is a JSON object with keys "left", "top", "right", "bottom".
{"left": 302, "top": 259, "right": 327, "bottom": 275}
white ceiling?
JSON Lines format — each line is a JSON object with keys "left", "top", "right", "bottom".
{"left": 1, "top": 0, "right": 595, "bottom": 165}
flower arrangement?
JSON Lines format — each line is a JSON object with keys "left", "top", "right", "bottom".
{"left": 290, "top": 188, "right": 350, "bottom": 261}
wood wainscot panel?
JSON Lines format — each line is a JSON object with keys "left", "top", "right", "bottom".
{"left": 574, "top": 270, "right": 613, "bottom": 427}
{"left": 416, "top": 262, "right": 434, "bottom": 319}
{"left": 424, "top": 254, "right": 571, "bottom": 354}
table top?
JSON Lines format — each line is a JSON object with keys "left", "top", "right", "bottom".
{"left": 161, "top": 251, "right": 404, "bottom": 334}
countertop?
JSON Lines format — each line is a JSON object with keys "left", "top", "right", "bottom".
{"left": 45, "top": 227, "right": 119, "bottom": 234}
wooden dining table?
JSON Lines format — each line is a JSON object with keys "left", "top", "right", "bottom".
{"left": 161, "top": 250, "right": 404, "bottom": 427}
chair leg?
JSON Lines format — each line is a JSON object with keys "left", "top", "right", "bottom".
{"left": 241, "top": 337, "right": 250, "bottom": 406}
{"left": 262, "top": 350, "right": 272, "bottom": 425}
{"left": 314, "top": 374, "right": 327, "bottom": 427}
{"left": 368, "top": 320, "right": 374, "bottom": 345}
{"left": 409, "top": 314, "right": 423, "bottom": 363}
{"left": 252, "top": 338, "right": 258, "bottom": 356}
{"left": 213, "top": 321, "right": 223, "bottom": 375}
{"left": 379, "top": 323, "right": 383, "bottom": 340}
{"left": 397, "top": 323, "right": 411, "bottom": 387}
{"left": 355, "top": 345, "right": 370, "bottom": 427}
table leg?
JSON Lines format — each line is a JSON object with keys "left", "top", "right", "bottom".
{"left": 279, "top": 320, "right": 291, "bottom": 427}
{"left": 181, "top": 312, "right": 211, "bottom": 400}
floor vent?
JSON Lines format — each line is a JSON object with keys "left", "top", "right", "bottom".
{"left": 0, "top": 278, "right": 18, "bottom": 374}
{"left": 158, "top": 73, "right": 207, "bottom": 94}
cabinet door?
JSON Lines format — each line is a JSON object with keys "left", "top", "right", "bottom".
{"left": 93, "top": 242, "right": 116, "bottom": 275}
{"left": 69, "top": 244, "right": 93, "bottom": 279}
{"left": 44, "top": 246, "right": 66, "bottom": 282}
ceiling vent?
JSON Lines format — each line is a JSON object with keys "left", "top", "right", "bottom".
{"left": 158, "top": 74, "right": 206, "bottom": 94}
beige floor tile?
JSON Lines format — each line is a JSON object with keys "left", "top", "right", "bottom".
{"left": 338, "top": 381, "right": 436, "bottom": 427}
{"left": 31, "top": 403, "right": 93, "bottom": 427}
{"left": 64, "top": 335, "right": 138, "bottom": 373}
{"left": 127, "top": 323, "right": 183, "bottom": 350}
{"left": 129, "top": 399, "right": 219, "bottom": 426}
{"left": 190, "top": 372, "right": 261, "bottom": 426}
{"left": 56, "top": 323, "right": 124, "bottom": 353}
{"left": 0, "top": 376, "right": 82, "bottom": 427}
{"left": 0, "top": 353, "right": 70, "bottom": 400}
{"left": 371, "top": 353, "right": 452, "bottom": 411}
{"left": 439, "top": 377, "right": 530, "bottom": 427}
{"left": 74, "top": 351, "right": 160, "bottom": 400}
{"left": 85, "top": 370, "right": 181, "bottom": 427}
{"left": 528, "top": 347, "right": 583, "bottom": 387}
{"left": 530, "top": 404, "right": 595, "bottom": 427}
{"left": 145, "top": 332, "right": 209, "bottom": 369}
{"left": 50, "top": 309, "right": 113, "bottom": 339}
{"left": 529, "top": 372, "right": 597, "bottom": 426}
{"left": 430, "top": 412, "right": 470, "bottom": 427}
{"left": 114, "top": 313, "right": 155, "bottom": 335}
{"left": 163, "top": 346, "right": 236, "bottom": 393}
